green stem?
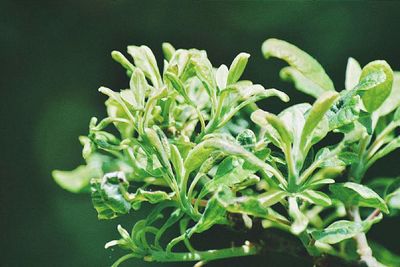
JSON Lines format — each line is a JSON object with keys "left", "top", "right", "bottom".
{"left": 150, "top": 242, "right": 259, "bottom": 262}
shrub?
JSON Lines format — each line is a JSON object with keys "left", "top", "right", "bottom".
{"left": 53, "top": 39, "right": 400, "bottom": 267}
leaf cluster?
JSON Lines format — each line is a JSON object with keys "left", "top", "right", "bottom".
{"left": 53, "top": 39, "right": 400, "bottom": 266}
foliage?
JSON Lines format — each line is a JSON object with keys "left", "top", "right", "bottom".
{"left": 53, "top": 39, "right": 400, "bottom": 266}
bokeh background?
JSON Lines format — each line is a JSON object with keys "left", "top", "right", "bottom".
{"left": 2, "top": 1, "right": 400, "bottom": 266}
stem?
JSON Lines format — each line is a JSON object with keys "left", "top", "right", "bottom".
{"left": 150, "top": 242, "right": 259, "bottom": 262}
{"left": 350, "top": 207, "right": 383, "bottom": 267}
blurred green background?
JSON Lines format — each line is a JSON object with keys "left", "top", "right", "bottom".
{"left": 2, "top": 1, "right": 400, "bottom": 266}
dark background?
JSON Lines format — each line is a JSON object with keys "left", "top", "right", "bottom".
{"left": 2, "top": 1, "right": 400, "bottom": 266}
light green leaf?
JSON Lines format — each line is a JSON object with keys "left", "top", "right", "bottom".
{"left": 251, "top": 109, "right": 292, "bottom": 150}
{"left": 144, "top": 127, "right": 171, "bottom": 170}
{"left": 127, "top": 45, "right": 162, "bottom": 88}
{"left": 128, "top": 68, "right": 147, "bottom": 109}
{"left": 91, "top": 172, "right": 131, "bottom": 220}
{"left": 236, "top": 129, "right": 256, "bottom": 151}
{"left": 79, "top": 135, "right": 95, "bottom": 160}
{"left": 162, "top": 42, "right": 175, "bottom": 61}
{"left": 200, "top": 156, "right": 256, "bottom": 196}
{"left": 288, "top": 197, "right": 308, "bottom": 234}
{"left": 53, "top": 164, "right": 100, "bottom": 194}
{"left": 385, "top": 178, "right": 400, "bottom": 210}
{"left": 357, "top": 60, "right": 393, "bottom": 112}
{"left": 217, "top": 189, "right": 287, "bottom": 218}
{"left": 227, "top": 52, "right": 250, "bottom": 85}
{"left": 216, "top": 64, "right": 229, "bottom": 89}
{"left": 329, "top": 182, "right": 389, "bottom": 213}
{"left": 170, "top": 144, "right": 185, "bottom": 181}
{"left": 376, "top": 72, "right": 400, "bottom": 117}
{"left": 190, "top": 51, "right": 216, "bottom": 96}
{"left": 311, "top": 220, "right": 363, "bottom": 244}
{"left": 130, "top": 189, "right": 172, "bottom": 210}
{"left": 189, "top": 188, "right": 231, "bottom": 235}
{"left": 345, "top": 57, "right": 362, "bottom": 90}
{"left": 300, "top": 91, "right": 339, "bottom": 153}
{"left": 368, "top": 137, "right": 400, "bottom": 168}
{"left": 164, "top": 71, "right": 190, "bottom": 101}
{"left": 298, "top": 190, "right": 332, "bottom": 206}
{"left": 326, "top": 89, "right": 360, "bottom": 132}
{"left": 111, "top": 51, "right": 135, "bottom": 73}
{"left": 53, "top": 154, "right": 107, "bottom": 193}
{"left": 278, "top": 103, "right": 310, "bottom": 145}
{"left": 279, "top": 67, "right": 327, "bottom": 98}
{"left": 262, "top": 38, "right": 334, "bottom": 92}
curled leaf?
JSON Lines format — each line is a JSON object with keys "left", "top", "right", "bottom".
{"left": 91, "top": 172, "right": 131, "bottom": 219}
{"left": 262, "top": 38, "right": 335, "bottom": 92}
{"left": 357, "top": 60, "right": 393, "bottom": 112}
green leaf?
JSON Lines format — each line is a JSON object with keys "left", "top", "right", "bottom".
{"left": 278, "top": 103, "right": 310, "bottom": 145}
{"left": 190, "top": 51, "right": 216, "bottom": 96}
{"left": 300, "top": 91, "right": 339, "bottom": 153}
{"left": 189, "top": 188, "right": 231, "bottom": 235}
{"left": 358, "top": 110, "right": 373, "bottom": 134}
{"left": 170, "top": 144, "right": 185, "bottom": 181}
{"left": 288, "top": 197, "right": 309, "bottom": 234}
{"left": 345, "top": 57, "right": 362, "bottom": 90}
{"left": 227, "top": 52, "right": 250, "bottom": 85}
{"left": 217, "top": 189, "right": 287, "bottom": 218}
{"left": 128, "top": 68, "right": 147, "bottom": 110}
{"left": 53, "top": 154, "right": 108, "bottom": 193}
{"left": 357, "top": 60, "right": 393, "bottom": 112}
{"left": 326, "top": 89, "right": 360, "bottom": 132}
{"left": 311, "top": 215, "right": 383, "bottom": 244}
{"left": 127, "top": 45, "right": 162, "bottom": 88}
{"left": 130, "top": 189, "right": 173, "bottom": 210}
{"left": 200, "top": 157, "right": 256, "bottom": 196}
{"left": 164, "top": 71, "right": 190, "bottom": 102}
{"left": 376, "top": 72, "right": 400, "bottom": 117}
{"left": 262, "top": 38, "right": 335, "bottom": 92}
{"left": 162, "top": 42, "right": 175, "bottom": 61}
{"left": 279, "top": 67, "right": 327, "bottom": 98}
{"left": 385, "top": 178, "right": 400, "bottom": 210}
{"left": 311, "top": 220, "right": 363, "bottom": 244}
{"left": 251, "top": 109, "right": 292, "bottom": 150}
{"left": 91, "top": 172, "right": 131, "bottom": 220}
{"left": 298, "top": 190, "right": 332, "bottom": 207}
{"left": 236, "top": 129, "right": 256, "bottom": 151}
{"left": 144, "top": 127, "right": 171, "bottom": 171}
{"left": 111, "top": 51, "right": 135, "bottom": 73}
{"left": 184, "top": 137, "right": 271, "bottom": 176}
{"left": 329, "top": 182, "right": 389, "bottom": 213}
